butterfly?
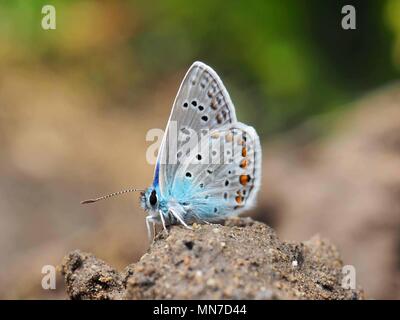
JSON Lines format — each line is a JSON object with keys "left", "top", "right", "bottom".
{"left": 82, "top": 61, "right": 262, "bottom": 240}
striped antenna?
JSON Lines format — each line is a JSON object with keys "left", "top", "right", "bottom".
{"left": 81, "top": 188, "right": 144, "bottom": 204}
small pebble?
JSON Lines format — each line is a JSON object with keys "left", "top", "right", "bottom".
{"left": 136, "top": 265, "right": 145, "bottom": 272}
{"left": 98, "top": 276, "right": 112, "bottom": 283}
{"left": 206, "top": 278, "right": 217, "bottom": 287}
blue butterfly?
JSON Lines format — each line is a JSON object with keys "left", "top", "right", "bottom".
{"left": 82, "top": 62, "right": 262, "bottom": 240}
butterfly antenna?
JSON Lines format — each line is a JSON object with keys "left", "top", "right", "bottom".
{"left": 81, "top": 188, "right": 144, "bottom": 204}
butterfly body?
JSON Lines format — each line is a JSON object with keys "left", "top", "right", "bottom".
{"left": 141, "top": 62, "right": 262, "bottom": 238}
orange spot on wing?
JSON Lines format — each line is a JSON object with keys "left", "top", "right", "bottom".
{"left": 242, "top": 147, "right": 247, "bottom": 157}
{"left": 240, "top": 159, "right": 248, "bottom": 168}
{"left": 235, "top": 196, "right": 242, "bottom": 204}
{"left": 239, "top": 175, "right": 251, "bottom": 186}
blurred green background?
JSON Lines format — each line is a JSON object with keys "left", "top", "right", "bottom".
{"left": 1, "top": 0, "right": 399, "bottom": 134}
{"left": 0, "top": 0, "right": 399, "bottom": 299}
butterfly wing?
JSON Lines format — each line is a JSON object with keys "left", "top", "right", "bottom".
{"left": 169, "top": 122, "right": 262, "bottom": 221}
{"left": 155, "top": 61, "right": 238, "bottom": 195}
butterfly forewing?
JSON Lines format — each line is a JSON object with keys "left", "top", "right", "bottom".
{"left": 157, "top": 61, "right": 238, "bottom": 195}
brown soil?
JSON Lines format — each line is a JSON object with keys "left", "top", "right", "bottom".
{"left": 61, "top": 218, "right": 364, "bottom": 300}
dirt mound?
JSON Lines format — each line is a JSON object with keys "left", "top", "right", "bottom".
{"left": 61, "top": 218, "right": 364, "bottom": 299}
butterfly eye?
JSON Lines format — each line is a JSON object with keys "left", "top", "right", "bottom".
{"left": 149, "top": 190, "right": 157, "bottom": 206}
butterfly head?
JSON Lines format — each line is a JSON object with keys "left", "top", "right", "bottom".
{"left": 140, "top": 187, "right": 160, "bottom": 212}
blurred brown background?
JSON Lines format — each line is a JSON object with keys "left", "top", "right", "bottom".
{"left": 0, "top": 1, "right": 399, "bottom": 299}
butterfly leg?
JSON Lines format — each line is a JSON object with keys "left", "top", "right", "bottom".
{"left": 159, "top": 210, "right": 169, "bottom": 234}
{"left": 169, "top": 207, "right": 193, "bottom": 230}
{"left": 145, "top": 215, "right": 153, "bottom": 242}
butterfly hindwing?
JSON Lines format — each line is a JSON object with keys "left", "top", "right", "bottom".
{"left": 169, "top": 122, "right": 262, "bottom": 222}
